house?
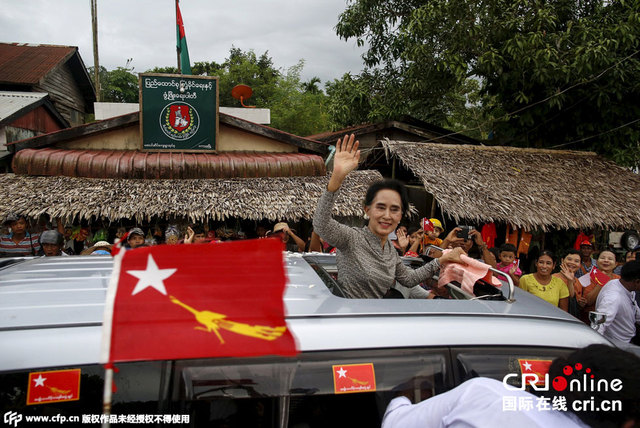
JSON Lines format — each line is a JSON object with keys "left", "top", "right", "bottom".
{"left": 0, "top": 43, "right": 96, "bottom": 127}
{"left": 1, "top": 111, "right": 379, "bottom": 226}
{"left": 0, "top": 91, "right": 67, "bottom": 171}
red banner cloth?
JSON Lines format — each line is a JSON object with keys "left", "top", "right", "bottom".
{"left": 590, "top": 267, "right": 612, "bottom": 287}
{"left": 101, "top": 239, "right": 297, "bottom": 363}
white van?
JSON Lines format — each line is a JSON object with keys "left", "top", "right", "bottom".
{"left": 0, "top": 254, "right": 615, "bottom": 427}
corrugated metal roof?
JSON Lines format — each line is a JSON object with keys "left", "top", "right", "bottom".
{"left": 0, "top": 43, "right": 75, "bottom": 85}
{"left": 0, "top": 91, "right": 48, "bottom": 122}
{"left": 12, "top": 148, "right": 327, "bottom": 179}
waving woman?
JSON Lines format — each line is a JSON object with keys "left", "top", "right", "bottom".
{"left": 313, "top": 134, "right": 463, "bottom": 299}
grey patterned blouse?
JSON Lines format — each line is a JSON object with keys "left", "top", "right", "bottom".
{"left": 313, "top": 190, "right": 440, "bottom": 298}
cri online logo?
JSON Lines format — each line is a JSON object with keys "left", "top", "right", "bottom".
{"left": 503, "top": 363, "right": 623, "bottom": 393}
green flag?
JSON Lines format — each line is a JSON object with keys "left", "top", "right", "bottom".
{"left": 176, "top": 0, "right": 192, "bottom": 75}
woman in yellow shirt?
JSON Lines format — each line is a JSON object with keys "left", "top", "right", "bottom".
{"left": 519, "top": 251, "right": 569, "bottom": 311}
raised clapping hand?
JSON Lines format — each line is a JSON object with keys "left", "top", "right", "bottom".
{"left": 328, "top": 134, "right": 360, "bottom": 192}
{"left": 184, "top": 226, "right": 195, "bottom": 244}
{"left": 397, "top": 228, "right": 409, "bottom": 250}
{"left": 560, "top": 261, "right": 574, "bottom": 281}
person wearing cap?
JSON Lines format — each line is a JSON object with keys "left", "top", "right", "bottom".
{"left": 39, "top": 230, "right": 67, "bottom": 257}
{"left": 268, "top": 222, "right": 306, "bottom": 252}
{"left": 127, "top": 227, "right": 146, "bottom": 249}
{"left": 0, "top": 214, "right": 41, "bottom": 257}
{"left": 80, "top": 241, "right": 113, "bottom": 255}
{"left": 420, "top": 218, "right": 444, "bottom": 252}
{"left": 576, "top": 239, "right": 596, "bottom": 278}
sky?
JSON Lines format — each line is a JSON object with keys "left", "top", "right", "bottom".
{"left": 0, "top": 0, "right": 367, "bottom": 86}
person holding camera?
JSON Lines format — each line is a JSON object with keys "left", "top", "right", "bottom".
{"left": 433, "top": 226, "right": 497, "bottom": 268}
{"left": 313, "top": 134, "right": 464, "bottom": 299}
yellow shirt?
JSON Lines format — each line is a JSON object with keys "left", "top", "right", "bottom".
{"left": 519, "top": 274, "right": 569, "bottom": 307}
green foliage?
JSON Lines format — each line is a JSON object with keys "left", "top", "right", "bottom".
{"left": 89, "top": 63, "right": 139, "bottom": 103}
{"left": 146, "top": 48, "right": 331, "bottom": 136}
{"left": 336, "top": 0, "right": 640, "bottom": 167}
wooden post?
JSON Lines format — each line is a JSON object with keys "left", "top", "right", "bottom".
{"left": 91, "top": 0, "right": 100, "bottom": 101}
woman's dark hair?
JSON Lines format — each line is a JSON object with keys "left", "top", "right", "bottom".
{"left": 364, "top": 179, "right": 410, "bottom": 216}
{"left": 563, "top": 248, "right": 580, "bottom": 258}
{"left": 407, "top": 225, "right": 421, "bottom": 236}
{"left": 536, "top": 250, "right": 556, "bottom": 264}
{"left": 499, "top": 243, "right": 517, "bottom": 254}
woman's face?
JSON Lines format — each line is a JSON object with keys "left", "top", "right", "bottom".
{"left": 536, "top": 254, "right": 555, "bottom": 276}
{"left": 166, "top": 235, "right": 179, "bottom": 245}
{"left": 563, "top": 253, "right": 581, "bottom": 272}
{"left": 597, "top": 251, "right": 617, "bottom": 273}
{"left": 364, "top": 189, "right": 403, "bottom": 241}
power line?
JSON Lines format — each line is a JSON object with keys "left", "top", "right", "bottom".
{"left": 550, "top": 117, "right": 640, "bottom": 148}
{"left": 405, "top": 48, "right": 640, "bottom": 145}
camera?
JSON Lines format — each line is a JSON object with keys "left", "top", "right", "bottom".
{"left": 456, "top": 225, "right": 474, "bottom": 240}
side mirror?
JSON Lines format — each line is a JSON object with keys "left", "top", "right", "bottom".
{"left": 589, "top": 311, "right": 607, "bottom": 330}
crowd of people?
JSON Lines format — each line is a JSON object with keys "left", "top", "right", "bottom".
{"left": 1, "top": 135, "right": 639, "bottom": 346}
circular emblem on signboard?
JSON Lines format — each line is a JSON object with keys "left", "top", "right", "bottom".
{"left": 159, "top": 102, "right": 199, "bottom": 140}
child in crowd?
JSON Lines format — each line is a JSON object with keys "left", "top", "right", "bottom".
{"left": 495, "top": 243, "right": 522, "bottom": 286}
{"left": 127, "top": 227, "right": 146, "bottom": 249}
{"left": 421, "top": 218, "right": 444, "bottom": 251}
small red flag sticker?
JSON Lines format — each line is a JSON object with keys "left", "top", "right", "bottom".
{"left": 333, "top": 363, "right": 376, "bottom": 394}
{"left": 27, "top": 369, "right": 81, "bottom": 405}
{"left": 518, "top": 359, "right": 552, "bottom": 386}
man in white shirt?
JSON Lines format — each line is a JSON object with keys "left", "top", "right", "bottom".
{"left": 382, "top": 344, "right": 640, "bottom": 428}
{"left": 595, "top": 260, "right": 640, "bottom": 343}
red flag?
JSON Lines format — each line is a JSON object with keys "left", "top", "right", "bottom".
{"left": 27, "top": 369, "right": 81, "bottom": 405}
{"left": 421, "top": 218, "right": 435, "bottom": 232}
{"left": 590, "top": 267, "right": 611, "bottom": 287}
{"left": 517, "top": 359, "right": 552, "bottom": 386}
{"left": 333, "top": 363, "right": 376, "bottom": 394}
{"left": 101, "top": 239, "right": 297, "bottom": 363}
{"left": 175, "top": 0, "right": 191, "bottom": 74}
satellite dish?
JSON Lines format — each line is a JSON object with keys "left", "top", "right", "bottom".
{"left": 231, "top": 84, "right": 256, "bottom": 108}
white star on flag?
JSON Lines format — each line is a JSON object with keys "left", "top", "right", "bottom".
{"left": 337, "top": 367, "right": 347, "bottom": 378}
{"left": 127, "top": 254, "right": 177, "bottom": 296}
{"left": 33, "top": 374, "right": 46, "bottom": 387}
{"left": 523, "top": 361, "right": 532, "bottom": 371}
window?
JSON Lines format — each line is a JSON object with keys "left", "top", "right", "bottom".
{"left": 0, "top": 362, "right": 164, "bottom": 426}
{"left": 452, "top": 346, "right": 574, "bottom": 388}
{"left": 173, "top": 348, "right": 451, "bottom": 427}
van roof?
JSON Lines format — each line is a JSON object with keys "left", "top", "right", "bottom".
{"left": 0, "top": 254, "right": 611, "bottom": 371}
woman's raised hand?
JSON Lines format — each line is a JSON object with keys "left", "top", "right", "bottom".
{"left": 333, "top": 134, "right": 360, "bottom": 178}
{"left": 327, "top": 134, "right": 360, "bottom": 192}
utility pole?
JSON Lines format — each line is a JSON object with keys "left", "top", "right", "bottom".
{"left": 91, "top": 0, "right": 101, "bottom": 101}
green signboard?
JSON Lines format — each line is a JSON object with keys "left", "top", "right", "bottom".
{"left": 139, "top": 73, "right": 219, "bottom": 151}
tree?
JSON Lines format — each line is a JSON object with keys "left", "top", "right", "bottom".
{"left": 89, "top": 60, "right": 139, "bottom": 103}
{"left": 147, "top": 48, "right": 331, "bottom": 136}
{"left": 336, "top": 0, "right": 640, "bottom": 167}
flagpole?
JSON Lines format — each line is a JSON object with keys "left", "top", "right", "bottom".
{"left": 176, "top": 0, "right": 181, "bottom": 73}
{"left": 101, "top": 366, "right": 113, "bottom": 428}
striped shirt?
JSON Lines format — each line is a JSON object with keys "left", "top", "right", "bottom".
{"left": 0, "top": 232, "right": 41, "bottom": 257}
{"left": 313, "top": 190, "right": 440, "bottom": 299}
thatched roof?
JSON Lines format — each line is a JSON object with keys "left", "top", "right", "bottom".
{"left": 382, "top": 139, "right": 640, "bottom": 230}
{"left": 0, "top": 170, "right": 382, "bottom": 223}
